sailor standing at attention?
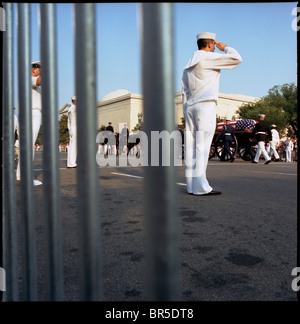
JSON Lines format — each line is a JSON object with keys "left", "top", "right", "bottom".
{"left": 285, "top": 137, "right": 294, "bottom": 162}
{"left": 67, "top": 96, "right": 77, "bottom": 168}
{"left": 251, "top": 114, "right": 272, "bottom": 164}
{"left": 16, "top": 61, "right": 43, "bottom": 186}
{"left": 270, "top": 124, "right": 280, "bottom": 162}
{"left": 182, "top": 32, "right": 242, "bottom": 195}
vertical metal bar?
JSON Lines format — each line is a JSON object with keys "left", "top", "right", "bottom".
{"left": 74, "top": 3, "right": 101, "bottom": 301}
{"left": 17, "top": 3, "right": 37, "bottom": 301}
{"left": 140, "top": 3, "right": 180, "bottom": 301}
{"left": 39, "top": 3, "right": 64, "bottom": 301}
{"left": 3, "top": 2, "right": 19, "bottom": 301}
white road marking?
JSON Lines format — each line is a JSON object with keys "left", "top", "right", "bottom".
{"left": 111, "top": 172, "right": 187, "bottom": 186}
{"left": 111, "top": 172, "right": 144, "bottom": 179}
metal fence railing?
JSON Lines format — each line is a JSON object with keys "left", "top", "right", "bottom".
{"left": 2, "top": 2, "right": 179, "bottom": 301}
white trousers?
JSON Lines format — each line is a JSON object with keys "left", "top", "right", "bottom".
{"left": 269, "top": 141, "right": 279, "bottom": 159}
{"left": 185, "top": 101, "right": 216, "bottom": 195}
{"left": 67, "top": 131, "right": 77, "bottom": 167}
{"left": 254, "top": 141, "right": 270, "bottom": 162}
{"left": 16, "top": 109, "right": 42, "bottom": 180}
{"left": 285, "top": 150, "right": 292, "bottom": 162}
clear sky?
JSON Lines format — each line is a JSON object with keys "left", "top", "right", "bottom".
{"left": 12, "top": 2, "right": 298, "bottom": 112}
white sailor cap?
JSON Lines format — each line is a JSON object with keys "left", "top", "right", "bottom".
{"left": 32, "top": 61, "right": 41, "bottom": 68}
{"left": 196, "top": 32, "right": 216, "bottom": 41}
{"left": 225, "top": 118, "right": 231, "bottom": 121}
{"left": 271, "top": 124, "right": 276, "bottom": 128}
{"left": 71, "top": 96, "right": 76, "bottom": 101}
{"left": 258, "top": 114, "right": 265, "bottom": 118}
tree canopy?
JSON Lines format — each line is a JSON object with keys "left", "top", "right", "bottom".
{"left": 59, "top": 114, "right": 69, "bottom": 144}
{"left": 237, "top": 83, "right": 297, "bottom": 138}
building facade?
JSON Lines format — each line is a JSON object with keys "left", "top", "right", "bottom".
{"left": 59, "top": 89, "right": 260, "bottom": 132}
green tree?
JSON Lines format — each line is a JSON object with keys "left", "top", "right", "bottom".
{"left": 98, "top": 124, "right": 106, "bottom": 132}
{"left": 59, "top": 114, "right": 69, "bottom": 144}
{"left": 132, "top": 122, "right": 143, "bottom": 132}
{"left": 237, "top": 83, "right": 297, "bottom": 138}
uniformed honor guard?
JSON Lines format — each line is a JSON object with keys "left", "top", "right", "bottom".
{"left": 251, "top": 114, "right": 272, "bottom": 164}
{"left": 67, "top": 96, "right": 77, "bottom": 168}
{"left": 220, "top": 118, "right": 235, "bottom": 162}
{"left": 16, "top": 61, "right": 43, "bottom": 186}
{"left": 270, "top": 124, "right": 280, "bottom": 162}
{"left": 285, "top": 137, "right": 294, "bottom": 162}
{"left": 182, "top": 32, "right": 242, "bottom": 195}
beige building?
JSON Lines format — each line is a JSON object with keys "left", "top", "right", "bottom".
{"left": 59, "top": 89, "right": 260, "bottom": 132}
{"left": 97, "top": 89, "right": 260, "bottom": 132}
{"left": 59, "top": 103, "right": 71, "bottom": 118}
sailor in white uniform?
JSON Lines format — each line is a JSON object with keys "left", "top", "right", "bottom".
{"left": 285, "top": 137, "right": 294, "bottom": 162}
{"left": 182, "top": 32, "right": 242, "bottom": 195}
{"left": 270, "top": 124, "right": 280, "bottom": 161}
{"left": 67, "top": 96, "right": 77, "bottom": 168}
{"left": 16, "top": 61, "right": 43, "bottom": 186}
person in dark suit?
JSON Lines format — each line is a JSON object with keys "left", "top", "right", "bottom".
{"left": 251, "top": 114, "right": 272, "bottom": 164}
{"left": 220, "top": 118, "right": 235, "bottom": 162}
{"left": 104, "top": 122, "right": 116, "bottom": 155}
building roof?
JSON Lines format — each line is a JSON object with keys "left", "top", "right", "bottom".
{"left": 99, "top": 89, "right": 131, "bottom": 102}
{"left": 59, "top": 103, "right": 71, "bottom": 116}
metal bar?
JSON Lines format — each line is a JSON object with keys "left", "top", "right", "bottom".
{"left": 17, "top": 3, "right": 37, "bottom": 301}
{"left": 39, "top": 3, "right": 64, "bottom": 301}
{"left": 140, "top": 3, "right": 180, "bottom": 301}
{"left": 3, "top": 2, "right": 19, "bottom": 301}
{"left": 74, "top": 3, "right": 101, "bottom": 301}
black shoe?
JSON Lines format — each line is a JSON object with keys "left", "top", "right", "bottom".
{"left": 265, "top": 160, "right": 271, "bottom": 164}
{"left": 275, "top": 159, "right": 280, "bottom": 162}
{"left": 251, "top": 161, "right": 258, "bottom": 163}
{"left": 67, "top": 166, "right": 77, "bottom": 168}
{"left": 201, "top": 190, "right": 222, "bottom": 196}
{"left": 230, "top": 158, "right": 235, "bottom": 163}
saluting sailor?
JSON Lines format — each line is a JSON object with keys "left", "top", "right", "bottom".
{"left": 67, "top": 96, "right": 77, "bottom": 168}
{"left": 16, "top": 61, "right": 43, "bottom": 186}
{"left": 220, "top": 118, "right": 235, "bottom": 162}
{"left": 251, "top": 114, "right": 272, "bottom": 164}
{"left": 270, "top": 124, "right": 280, "bottom": 162}
{"left": 182, "top": 32, "right": 242, "bottom": 195}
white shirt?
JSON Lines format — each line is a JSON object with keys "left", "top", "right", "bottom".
{"left": 271, "top": 129, "right": 280, "bottom": 145}
{"left": 32, "top": 76, "right": 42, "bottom": 110}
{"left": 285, "top": 140, "right": 294, "bottom": 151}
{"left": 68, "top": 104, "right": 77, "bottom": 134}
{"left": 182, "top": 47, "right": 242, "bottom": 116}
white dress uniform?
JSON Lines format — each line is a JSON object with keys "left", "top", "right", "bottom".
{"left": 285, "top": 139, "right": 294, "bottom": 162}
{"left": 182, "top": 33, "right": 242, "bottom": 195}
{"left": 270, "top": 127, "right": 280, "bottom": 160}
{"left": 16, "top": 71, "right": 42, "bottom": 186}
{"left": 67, "top": 100, "right": 77, "bottom": 167}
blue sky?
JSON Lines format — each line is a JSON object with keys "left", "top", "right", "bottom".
{"left": 12, "top": 2, "right": 298, "bottom": 112}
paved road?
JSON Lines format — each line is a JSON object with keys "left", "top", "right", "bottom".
{"left": 16, "top": 152, "right": 297, "bottom": 301}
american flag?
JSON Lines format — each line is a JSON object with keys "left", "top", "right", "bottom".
{"left": 235, "top": 119, "right": 257, "bottom": 131}
{"left": 217, "top": 119, "right": 257, "bottom": 132}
